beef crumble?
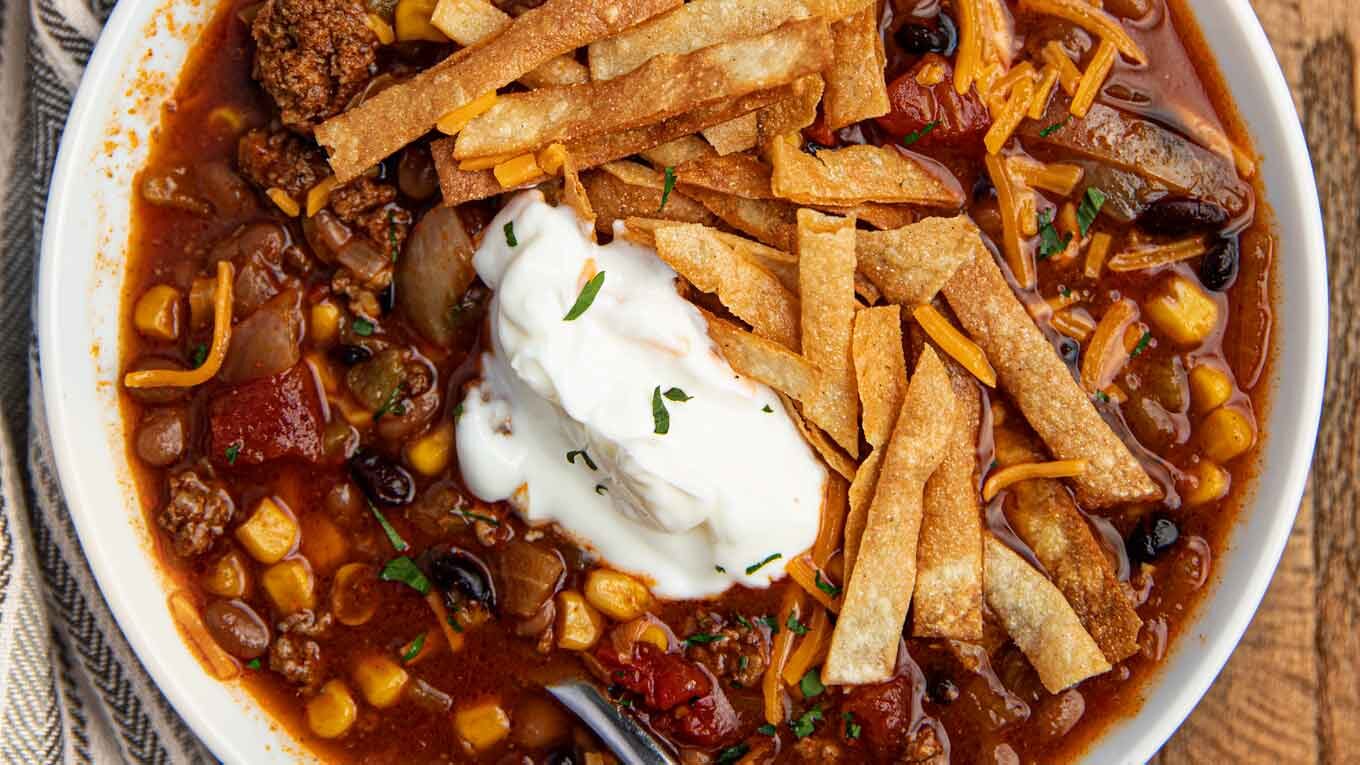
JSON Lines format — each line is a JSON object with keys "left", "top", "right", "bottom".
{"left": 250, "top": 0, "right": 379, "bottom": 131}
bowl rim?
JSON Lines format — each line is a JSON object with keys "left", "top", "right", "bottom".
{"left": 36, "top": 1, "right": 1328, "bottom": 763}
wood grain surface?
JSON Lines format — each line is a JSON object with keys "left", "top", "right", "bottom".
{"left": 1153, "top": 1, "right": 1359, "bottom": 763}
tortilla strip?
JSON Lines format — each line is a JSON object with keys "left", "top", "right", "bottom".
{"left": 625, "top": 218, "right": 801, "bottom": 292}
{"left": 784, "top": 398, "right": 858, "bottom": 481}
{"left": 702, "top": 112, "right": 760, "bottom": 155}
{"left": 684, "top": 186, "right": 798, "bottom": 251}
{"left": 912, "top": 365, "right": 983, "bottom": 640}
{"left": 941, "top": 244, "right": 1159, "bottom": 508}
{"left": 581, "top": 170, "right": 715, "bottom": 237}
{"left": 756, "top": 74, "right": 825, "bottom": 146}
{"left": 856, "top": 215, "right": 982, "bottom": 306}
{"left": 316, "top": 0, "right": 679, "bottom": 182}
{"left": 994, "top": 428, "right": 1142, "bottom": 663}
{"left": 842, "top": 444, "right": 883, "bottom": 581}
{"left": 641, "top": 136, "right": 717, "bottom": 168}
{"left": 823, "top": 6, "right": 890, "bottom": 130}
{"left": 588, "top": 0, "right": 871, "bottom": 80}
{"left": 429, "top": 0, "right": 589, "bottom": 87}
{"left": 823, "top": 347, "right": 955, "bottom": 685}
{"left": 797, "top": 209, "right": 860, "bottom": 457}
{"left": 852, "top": 306, "right": 906, "bottom": 449}
{"left": 768, "top": 135, "right": 965, "bottom": 207}
{"left": 654, "top": 224, "right": 800, "bottom": 348}
{"left": 703, "top": 313, "right": 817, "bottom": 403}
{"left": 453, "top": 20, "right": 833, "bottom": 160}
{"left": 561, "top": 153, "right": 596, "bottom": 233}
{"left": 982, "top": 534, "right": 1112, "bottom": 692}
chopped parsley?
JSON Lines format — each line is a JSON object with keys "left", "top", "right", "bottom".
{"left": 757, "top": 723, "right": 778, "bottom": 736}
{"left": 1039, "top": 118, "right": 1069, "bottom": 138}
{"left": 189, "top": 343, "right": 209, "bottom": 368}
{"left": 1037, "top": 210, "right": 1072, "bottom": 261}
{"left": 380, "top": 556, "right": 430, "bottom": 595}
{"left": 757, "top": 615, "right": 780, "bottom": 635}
{"left": 814, "top": 570, "right": 842, "bottom": 598}
{"left": 373, "top": 383, "right": 406, "bottom": 421}
{"left": 352, "top": 317, "right": 375, "bottom": 336}
{"left": 388, "top": 210, "right": 399, "bottom": 262}
{"left": 224, "top": 442, "right": 241, "bottom": 465}
{"left": 563, "top": 271, "right": 605, "bottom": 321}
{"left": 735, "top": 614, "right": 753, "bottom": 629}
{"left": 684, "top": 632, "right": 723, "bottom": 646}
{"left": 246, "top": 658, "right": 261, "bottom": 670}
{"left": 902, "top": 120, "right": 939, "bottom": 146}
{"left": 1130, "top": 330, "right": 1153, "bottom": 358}
{"left": 663, "top": 387, "right": 692, "bottom": 402}
{"left": 799, "top": 669, "right": 825, "bottom": 699}
{"left": 843, "top": 711, "right": 862, "bottom": 739}
{"left": 401, "top": 632, "right": 426, "bottom": 663}
{"left": 595, "top": 484, "right": 608, "bottom": 495}
{"left": 369, "top": 502, "right": 410, "bottom": 551}
{"left": 659, "top": 166, "right": 677, "bottom": 211}
{"left": 566, "top": 449, "right": 598, "bottom": 470}
{"left": 715, "top": 565, "right": 726, "bottom": 573}
{"left": 503, "top": 221, "right": 517, "bottom": 247}
{"left": 651, "top": 386, "right": 670, "bottom": 435}
{"left": 458, "top": 508, "right": 501, "bottom": 527}
{"left": 790, "top": 705, "right": 823, "bottom": 738}
{"left": 762, "top": 404, "right": 774, "bottom": 413}
{"left": 1095, "top": 390, "right": 1111, "bottom": 403}
{"left": 786, "top": 614, "right": 809, "bottom": 636}
{"left": 1077, "top": 187, "right": 1107, "bottom": 236}
{"left": 745, "top": 552, "right": 782, "bottom": 575}
{"left": 715, "top": 745, "right": 749, "bottom": 765}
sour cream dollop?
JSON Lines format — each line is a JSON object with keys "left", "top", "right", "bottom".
{"left": 455, "top": 192, "right": 827, "bottom": 598}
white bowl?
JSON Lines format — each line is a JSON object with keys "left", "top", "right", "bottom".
{"left": 36, "top": 2, "right": 1327, "bottom": 763}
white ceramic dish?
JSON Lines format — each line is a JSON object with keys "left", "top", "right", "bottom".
{"left": 37, "top": 1, "right": 1327, "bottom": 763}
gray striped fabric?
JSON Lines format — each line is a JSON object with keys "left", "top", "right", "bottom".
{"left": 0, "top": 0, "right": 214, "bottom": 761}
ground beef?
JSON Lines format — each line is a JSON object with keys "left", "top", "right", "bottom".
{"left": 250, "top": 0, "right": 378, "bottom": 130}
{"left": 330, "top": 177, "right": 412, "bottom": 253}
{"left": 269, "top": 633, "right": 322, "bottom": 687}
{"left": 158, "top": 470, "right": 235, "bottom": 557}
{"left": 682, "top": 613, "right": 768, "bottom": 689}
{"left": 278, "top": 609, "right": 333, "bottom": 638}
{"left": 238, "top": 129, "right": 329, "bottom": 198}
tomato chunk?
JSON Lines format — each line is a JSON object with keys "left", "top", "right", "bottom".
{"left": 209, "top": 362, "right": 325, "bottom": 465}
{"left": 841, "top": 676, "right": 914, "bottom": 757}
{"left": 876, "top": 54, "right": 991, "bottom": 148}
{"left": 594, "top": 642, "right": 739, "bottom": 746}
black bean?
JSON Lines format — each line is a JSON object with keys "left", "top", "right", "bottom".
{"left": 894, "top": 15, "right": 956, "bottom": 56}
{"left": 928, "top": 676, "right": 960, "bottom": 705}
{"left": 378, "top": 282, "right": 396, "bottom": 313}
{"left": 349, "top": 452, "right": 415, "bottom": 505}
{"left": 1126, "top": 516, "right": 1180, "bottom": 564}
{"left": 425, "top": 546, "right": 497, "bottom": 611}
{"left": 1057, "top": 336, "right": 1081, "bottom": 366}
{"left": 331, "top": 344, "right": 372, "bottom": 366}
{"left": 1136, "top": 197, "right": 1229, "bottom": 237}
{"left": 1199, "top": 237, "right": 1240, "bottom": 292}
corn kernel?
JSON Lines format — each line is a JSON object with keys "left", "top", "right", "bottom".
{"left": 584, "top": 570, "right": 652, "bottom": 622}
{"left": 306, "top": 176, "right": 340, "bottom": 217}
{"left": 1189, "top": 364, "right": 1234, "bottom": 413}
{"left": 331, "top": 563, "right": 381, "bottom": 627}
{"left": 493, "top": 154, "right": 545, "bottom": 189}
{"left": 262, "top": 558, "right": 316, "bottom": 614}
{"left": 436, "top": 92, "right": 499, "bottom": 136}
{"left": 537, "top": 143, "right": 568, "bottom": 176}
{"left": 309, "top": 301, "right": 341, "bottom": 347}
{"left": 353, "top": 655, "right": 410, "bottom": 708}
{"left": 202, "top": 550, "right": 249, "bottom": 598}
{"left": 1181, "top": 459, "right": 1230, "bottom": 507}
{"left": 265, "top": 187, "right": 300, "bottom": 217}
{"left": 235, "top": 498, "right": 300, "bottom": 564}
{"left": 1200, "top": 406, "right": 1256, "bottom": 463}
{"left": 459, "top": 152, "right": 518, "bottom": 172}
{"left": 133, "top": 285, "right": 182, "bottom": 341}
{"left": 307, "top": 680, "right": 358, "bottom": 739}
{"left": 455, "top": 700, "right": 512, "bottom": 752}
{"left": 363, "top": 13, "right": 395, "bottom": 44}
{"left": 394, "top": 0, "right": 447, "bottom": 42}
{"left": 555, "top": 591, "right": 605, "bottom": 651}
{"left": 1144, "top": 274, "right": 1219, "bottom": 346}
{"left": 406, "top": 422, "right": 454, "bottom": 477}
{"left": 300, "top": 513, "right": 349, "bottom": 576}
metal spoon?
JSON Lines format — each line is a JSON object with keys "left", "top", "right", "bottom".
{"left": 547, "top": 680, "right": 680, "bottom": 765}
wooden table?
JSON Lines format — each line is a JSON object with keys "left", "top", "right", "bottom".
{"left": 1152, "top": 2, "right": 1359, "bottom": 762}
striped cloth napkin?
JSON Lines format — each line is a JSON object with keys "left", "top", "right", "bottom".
{"left": 0, "top": 0, "right": 214, "bottom": 761}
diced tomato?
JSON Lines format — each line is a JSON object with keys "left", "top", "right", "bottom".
{"left": 209, "top": 362, "right": 325, "bottom": 466}
{"left": 594, "top": 642, "right": 738, "bottom": 746}
{"left": 668, "top": 690, "right": 739, "bottom": 748}
{"left": 876, "top": 54, "right": 992, "bottom": 148}
{"left": 803, "top": 109, "right": 839, "bottom": 148}
{"left": 840, "top": 676, "right": 914, "bottom": 758}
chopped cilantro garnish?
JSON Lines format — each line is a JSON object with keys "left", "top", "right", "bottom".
{"left": 1060, "top": 286, "right": 1072, "bottom": 298}
{"left": 745, "top": 552, "right": 782, "bottom": 575}
{"left": 1037, "top": 210, "right": 1072, "bottom": 261}
{"left": 566, "top": 449, "right": 598, "bottom": 470}
{"left": 799, "top": 669, "right": 825, "bottom": 699}
{"left": 564, "top": 271, "right": 605, "bottom": 321}
{"left": 758, "top": 615, "right": 780, "bottom": 635}
{"left": 715, "top": 745, "right": 749, "bottom": 765}
{"left": 814, "top": 570, "right": 842, "bottom": 598}
{"left": 790, "top": 705, "right": 823, "bottom": 738}
{"left": 1130, "top": 330, "right": 1153, "bottom": 358}
{"left": 452, "top": 402, "right": 464, "bottom": 422}
{"left": 1077, "top": 187, "right": 1107, "bottom": 236}
{"left": 224, "top": 442, "right": 241, "bottom": 465}
{"left": 380, "top": 556, "right": 430, "bottom": 595}
{"left": 458, "top": 508, "right": 501, "bottom": 527}
{"left": 373, "top": 382, "right": 406, "bottom": 421}
{"left": 189, "top": 343, "right": 209, "bottom": 368}
{"left": 246, "top": 658, "right": 261, "bottom": 670}
{"left": 595, "top": 484, "right": 608, "bottom": 495}
{"left": 401, "top": 632, "right": 426, "bottom": 663}
{"left": 1039, "top": 118, "right": 1069, "bottom": 138}
{"left": 757, "top": 723, "right": 778, "bottom": 736}
{"left": 659, "top": 166, "right": 677, "bottom": 211}
{"left": 352, "top": 317, "right": 375, "bottom": 336}
{"left": 652, "top": 386, "right": 670, "bottom": 435}
{"left": 715, "top": 565, "right": 726, "bottom": 573}
{"left": 1095, "top": 390, "right": 1111, "bottom": 403}
{"left": 902, "top": 120, "right": 939, "bottom": 146}
{"left": 786, "top": 614, "right": 809, "bottom": 636}
{"left": 842, "top": 711, "right": 862, "bottom": 739}
{"left": 369, "top": 502, "right": 409, "bottom": 551}
{"left": 738, "top": 655, "right": 749, "bottom": 671}
{"left": 762, "top": 404, "right": 774, "bottom": 413}
{"left": 735, "top": 614, "right": 753, "bottom": 629}
{"left": 663, "top": 387, "right": 692, "bottom": 402}
{"left": 502, "top": 220, "right": 519, "bottom": 248}
{"left": 684, "top": 632, "right": 723, "bottom": 646}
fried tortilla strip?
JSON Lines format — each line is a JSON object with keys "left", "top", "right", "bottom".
{"left": 784, "top": 397, "right": 858, "bottom": 481}
{"left": 453, "top": 20, "right": 833, "bottom": 160}
{"left": 684, "top": 186, "right": 798, "bottom": 252}
{"left": 640, "top": 136, "right": 716, "bottom": 168}
{"left": 316, "top": 0, "right": 679, "bottom": 182}
{"left": 823, "top": 6, "right": 890, "bottom": 130}
{"left": 654, "top": 224, "right": 800, "bottom": 349}
{"left": 703, "top": 313, "right": 817, "bottom": 403}
{"left": 561, "top": 153, "right": 596, "bottom": 233}
{"left": 588, "top": 0, "right": 871, "bottom": 80}
{"left": 856, "top": 215, "right": 982, "bottom": 306}
{"left": 797, "top": 209, "right": 860, "bottom": 457}
{"left": 702, "top": 112, "right": 760, "bottom": 155}
{"left": 429, "top": 0, "right": 588, "bottom": 87}
{"left": 982, "top": 534, "right": 1112, "bottom": 692}
{"left": 625, "top": 218, "right": 801, "bottom": 292}
{"left": 852, "top": 306, "right": 906, "bottom": 449}
{"left": 994, "top": 428, "right": 1142, "bottom": 663}
{"left": 582, "top": 169, "right": 714, "bottom": 237}
{"left": 941, "top": 246, "right": 1159, "bottom": 508}
{"left": 824, "top": 347, "right": 955, "bottom": 685}
{"left": 912, "top": 366, "right": 983, "bottom": 640}
{"left": 842, "top": 444, "right": 884, "bottom": 581}
{"left": 769, "top": 135, "right": 965, "bottom": 207}
{"left": 756, "top": 74, "right": 825, "bottom": 146}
